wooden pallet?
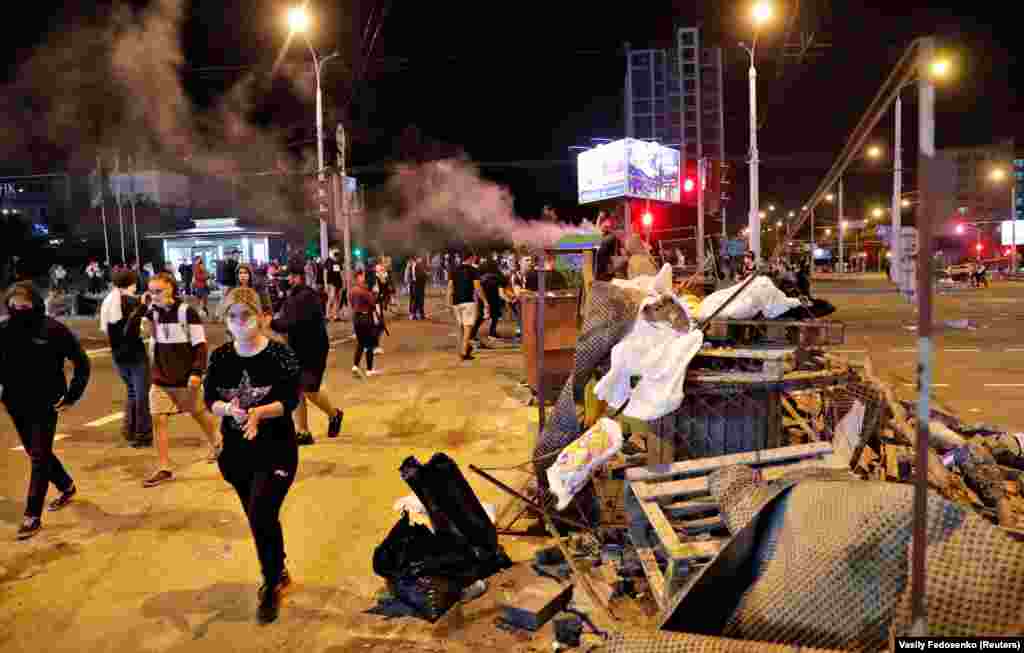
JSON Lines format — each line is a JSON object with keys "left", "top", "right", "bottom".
{"left": 623, "top": 442, "right": 833, "bottom": 614}
{"left": 706, "top": 319, "right": 845, "bottom": 349}
{"left": 691, "top": 347, "right": 796, "bottom": 381}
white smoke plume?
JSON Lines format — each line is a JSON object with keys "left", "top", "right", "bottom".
{"left": 362, "top": 158, "right": 596, "bottom": 254}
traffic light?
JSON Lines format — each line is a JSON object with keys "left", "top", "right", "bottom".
{"left": 681, "top": 159, "right": 698, "bottom": 207}
{"left": 353, "top": 247, "right": 363, "bottom": 258}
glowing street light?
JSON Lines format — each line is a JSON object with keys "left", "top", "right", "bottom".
{"left": 788, "top": 210, "right": 795, "bottom": 218}
{"left": 743, "top": 1, "right": 773, "bottom": 260}
{"left": 901, "top": 198, "right": 911, "bottom": 208}
{"left": 930, "top": 58, "right": 951, "bottom": 79}
{"left": 759, "top": 210, "right": 767, "bottom": 219}
{"left": 287, "top": 6, "right": 311, "bottom": 33}
{"left": 841, "top": 220, "right": 849, "bottom": 229}
{"left": 989, "top": 167, "right": 1017, "bottom": 273}
{"left": 825, "top": 228, "right": 832, "bottom": 236}
{"left": 955, "top": 224, "right": 965, "bottom": 235}
{"left": 752, "top": 1, "right": 772, "bottom": 25}
{"left": 990, "top": 168, "right": 1007, "bottom": 182}
{"left": 872, "top": 207, "right": 884, "bottom": 219}
{"left": 776, "top": 220, "right": 783, "bottom": 228}
{"left": 867, "top": 145, "right": 882, "bottom": 159}
{"left": 825, "top": 193, "right": 834, "bottom": 202}
{"left": 768, "top": 204, "right": 776, "bottom": 212}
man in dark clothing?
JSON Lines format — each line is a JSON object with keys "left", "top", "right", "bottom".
{"left": 101, "top": 270, "right": 153, "bottom": 447}
{"left": 475, "top": 256, "right": 506, "bottom": 340}
{"left": 222, "top": 253, "right": 239, "bottom": 290}
{"left": 324, "top": 253, "right": 343, "bottom": 321}
{"left": 271, "top": 261, "right": 343, "bottom": 445}
{"left": 594, "top": 214, "right": 621, "bottom": 282}
{"left": 410, "top": 256, "right": 429, "bottom": 320}
{"left": 448, "top": 254, "right": 485, "bottom": 360}
{"left": 1, "top": 282, "right": 90, "bottom": 540}
{"left": 178, "top": 259, "right": 193, "bottom": 296}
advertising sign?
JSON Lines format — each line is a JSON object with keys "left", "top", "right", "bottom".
{"left": 577, "top": 140, "right": 628, "bottom": 204}
{"left": 577, "top": 139, "right": 680, "bottom": 204}
{"left": 626, "top": 139, "right": 680, "bottom": 203}
{"left": 1000, "top": 220, "right": 1024, "bottom": 246}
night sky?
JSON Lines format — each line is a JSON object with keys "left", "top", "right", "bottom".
{"left": 2, "top": 0, "right": 1021, "bottom": 224}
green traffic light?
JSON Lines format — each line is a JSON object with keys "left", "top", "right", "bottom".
{"left": 353, "top": 248, "right": 362, "bottom": 257}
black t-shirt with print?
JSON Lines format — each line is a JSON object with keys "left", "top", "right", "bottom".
{"left": 204, "top": 340, "right": 301, "bottom": 466}
{"left": 451, "top": 264, "right": 479, "bottom": 304}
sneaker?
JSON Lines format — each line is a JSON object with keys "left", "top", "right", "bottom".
{"left": 352, "top": 365, "right": 367, "bottom": 381}
{"left": 257, "top": 580, "right": 282, "bottom": 624}
{"left": 296, "top": 432, "right": 315, "bottom": 446}
{"left": 48, "top": 484, "right": 77, "bottom": 512}
{"left": 328, "top": 410, "right": 344, "bottom": 438}
{"left": 16, "top": 516, "right": 41, "bottom": 540}
{"left": 366, "top": 369, "right": 381, "bottom": 377}
{"left": 142, "top": 469, "right": 174, "bottom": 488}
{"left": 206, "top": 440, "right": 223, "bottom": 463}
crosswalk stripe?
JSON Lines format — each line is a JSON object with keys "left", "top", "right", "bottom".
{"left": 85, "top": 412, "right": 125, "bottom": 427}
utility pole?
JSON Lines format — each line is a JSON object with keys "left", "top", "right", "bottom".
{"left": 911, "top": 36, "right": 937, "bottom": 638}
{"left": 697, "top": 157, "right": 706, "bottom": 270}
{"left": 337, "top": 121, "right": 352, "bottom": 293}
{"left": 892, "top": 94, "right": 903, "bottom": 284}
{"left": 838, "top": 179, "right": 845, "bottom": 273}
{"left": 747, "top": 49, "right": 761, "bottom": 260}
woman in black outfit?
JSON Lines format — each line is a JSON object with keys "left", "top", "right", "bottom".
{"left": 204, "top": 288, "right": 302, "bottom": 624}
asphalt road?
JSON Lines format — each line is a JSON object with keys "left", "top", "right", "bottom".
{"left": 1, "top": 276, "right": 1023, "bottom": 652}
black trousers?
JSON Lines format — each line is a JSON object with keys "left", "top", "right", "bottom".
{"left": 412, "top": 283, "right": 427, "bottom": 318}
{"left": 11, "top": 408, "right": 71, "bottom": 519}
{"left": 218, "top": 442, "right": 298, "bottom": 586}
{"left": 353, "top": 312, "right": 376, "bottom": 370}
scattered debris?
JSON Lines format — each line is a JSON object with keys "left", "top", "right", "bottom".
{"left": 944, "top": 319, "right": 978, "bottom": 330}
{"left": 500, "top": 579, "right": 573, "bottom": 631}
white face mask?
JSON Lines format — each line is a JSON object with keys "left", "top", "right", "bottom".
{"left": 228, "top": 316, "right": 260, "bottom": 340}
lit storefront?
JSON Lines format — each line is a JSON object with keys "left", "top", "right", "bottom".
{"left": 145, "top": 218, "right": 286, "bottom": 273}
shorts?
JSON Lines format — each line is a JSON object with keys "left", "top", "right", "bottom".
{"left": 299, "top": 366, "right": 326, "bottom": 394}
{"left": 194, "top": 287, "right": 210, "bottom": 298}
{"left": 149, "top": 385, "right": 202, "bottom": 416}
{"left": 453, "top": 302, "right": 478, "bottom": 327}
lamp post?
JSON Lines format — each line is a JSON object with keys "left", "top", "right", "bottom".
{"left": 288, "top": 5, "right": 340, "bottom": 263}
{"left": 742, "top": 1, "right": 772, "bottom": 262}
{"left": 990, "top": 168, "right": 1018, "bottom": 275}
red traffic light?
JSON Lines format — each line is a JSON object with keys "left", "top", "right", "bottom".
{"left": 976, "top": 243, "right": 983, "bottom": 252}
{"left": 683, "top": 178, "right": 696, "bottom": 193}
{"left": 642, "top": 212, "right": 653, "bottom": 227}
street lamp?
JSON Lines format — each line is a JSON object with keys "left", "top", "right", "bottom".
{"left": 867, "top": 145, "right": 883, "bottom": 159}
{"left": 768, "top": 204, "right": 776, "bottom": 212}
{"left": 742, "top": 1, "right": 772, "bottom": 261}
{"left": 825, "top": 193, "right": 834, "bottom": 202}
{"left": 872, "top": 207, "right": 885, "bottom": 219}
{"left": 990, "top": 167, "right": 1018, "bottom": 274}
{"left": 788, "top": 210, "right": 795, "bottom": 218}
{"left": 287, "top": 4, "right": 341, "bottom": 266}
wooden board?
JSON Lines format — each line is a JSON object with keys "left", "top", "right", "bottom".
{"left": 500, "top": 580, "right": 573, "bottom": 631}
{"left": 636, "top": 548, "right": 667, "bottom": 611}
{"left": 626, "top": 442, "right": 833, "bottom": 483}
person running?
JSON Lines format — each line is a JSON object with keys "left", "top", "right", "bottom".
{"left": 101, "top": 269, "right": 153, "bottom": 448}
{"left": 204, "top": 287, "right": 301, "bottom": 624}
{"left": 1, "top": 282, "right": 90, "bottom": 540}
{"left": 448, "top": 253, "right": 485, "bottom": 361}
{"left": 271, "top": 261, "right": 343, "bottom": 445}
{"left": 192, "top": 257, "right": 211, "bottom": 318}
{"left": 349, "top": 270, "right": 380, "bottom": 379}
{"left": 141, "top": 272, "right": 222, "bottom": 487}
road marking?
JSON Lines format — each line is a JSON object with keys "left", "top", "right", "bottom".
{"left": 86, "top": 347, "right": 111, "bottom": 358}
{"left": 902, "top": 383, "right": 950, "bottom": 388}
{"left": 944, "top": 348, "right": 980, "bottom": 352}
{"left": 11, "top": 434, "right": 71, "bottom": 451}
{"left": 85, "top": 412, "right": 124, "bottom": 427}
{"left": 983, "top": 384, "right": 1024, "bottom": 388}
{"left": 1006, "top": 348, "right": 1024, "bottom": 352}
{"left": 832, "top": 349, "right": 866, "bottom": 353}
{"left": 891, "top": 348, "right": 916, "bottom": 353}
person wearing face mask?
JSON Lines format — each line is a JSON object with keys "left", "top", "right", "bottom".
{"left": 100, "top": 269, "right": 153, "bottom": 447}
{"left": 1, "top": 282, "right": 91, "bottom": 540}
{"left": 142, "top": 272, "right": 222, "bottom": 487}
{"left": 205, "top": 288, "right": 302, "bottom": 624}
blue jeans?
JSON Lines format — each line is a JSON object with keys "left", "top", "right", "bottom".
{"left": 116, "top": 359, "right": 152, "bottom": 438}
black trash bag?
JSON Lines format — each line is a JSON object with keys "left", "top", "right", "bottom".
{"left": 372, "top": 453, "right": 512, "bottom": 622}
{"left": 399, "top": 453, "right": 500, "bottom": 558}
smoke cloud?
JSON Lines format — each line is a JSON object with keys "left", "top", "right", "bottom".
{"left": 360, "top": 158, "right": 596, "bottom": 254}
{"left": 0, "top": 1, "right": 593, "bottom": 256}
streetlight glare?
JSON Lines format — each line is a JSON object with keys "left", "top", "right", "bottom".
{"left": 759, "top": 210, "right": 766, "bottom": 219}
{"left": 901, "top": 198, "right": 911, "bottom": 208}
{"left": 825, "top": 193, "right": 834, "bottom": 202}
{"left": 287, "top": 6, "right": 311, "bottom": 33}
{"left": 825, "top": 228, "right": 832, "bottom": 236}
{"left": 768, "top": 204, "right": 776, "bottom": 212}
{"left": 990, "top": 168, "right": 1007, "bottom": 182}
{"left": 841, "top": 220, "right": 849, "bottom": 229}
{"left": 956, "top": 224, "right": 965, "bottom": 235}
{"left": 930, "top": 59, "right": 951, "bottom": 79}
{"left": 788, "top": 210, "right": 795, "bottom": 217}
{"left": 752, "top": 1, "right": 772, "bottom": 25}
{"left": 872, "top": 207, "right": 884, "bottom": 218}
{"left": 867, "top": 145, "right": 882, "bottom": 159}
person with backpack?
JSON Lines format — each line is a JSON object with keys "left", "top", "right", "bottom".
{"left": 140, "top": 272, "right": 221, "bottom": 487}
{"left": 1, "top": 282, "right": 91, "bottom": 540}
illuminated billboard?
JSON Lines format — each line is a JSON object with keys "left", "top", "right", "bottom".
{"left": 1000, "top": 220, "right": 1024, "bottom": 246}
{"left": 577, "top": 139, "right": 680, "bottom": 204}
